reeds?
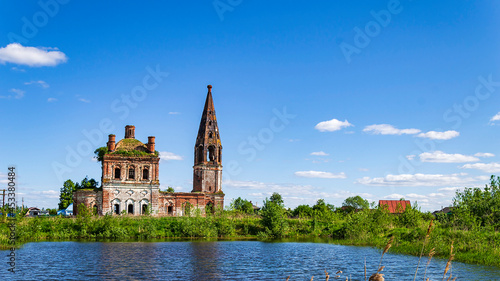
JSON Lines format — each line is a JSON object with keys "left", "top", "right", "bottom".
{"left": 286, "top": 233, "right": 459, "bottom": 281}
{"left": 442, "top": 241, "right": 454, "bottom": 281}
{"left": 413, "top": 219, "right": 434, "bottom": 281}
{"left": 378, "top": 236, "right": 393, "bottom": 269}
{"left": 422, "top": 247, "right": 435, "bottom": 281}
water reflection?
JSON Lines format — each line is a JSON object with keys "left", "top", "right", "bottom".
{"left": 98, "top": 242, "right": 159, "bottom": 280}
{"left": 1, "top": 240, "right": 499, "bottom": 280}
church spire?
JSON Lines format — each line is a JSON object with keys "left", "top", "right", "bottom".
{"left": 193, "top": 85, "right": 223, "bottom": 193}
{"left": 195, "top": 85, "right": 221, "bottom": 151}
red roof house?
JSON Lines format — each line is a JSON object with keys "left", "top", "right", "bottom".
{"left": 379, "top": 200, "right": 411, "bottom": 213}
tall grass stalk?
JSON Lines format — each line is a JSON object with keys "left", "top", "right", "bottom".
{"left": 413, "top": 219, "right": 433, "bottom": 281}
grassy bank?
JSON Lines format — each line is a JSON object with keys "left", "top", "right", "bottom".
{"left": 1, "top": 212, "right": 499, "bottom": 267}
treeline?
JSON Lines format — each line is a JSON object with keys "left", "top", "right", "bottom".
{"left": 1, "top": 176, "right": 499, "bottom": 267}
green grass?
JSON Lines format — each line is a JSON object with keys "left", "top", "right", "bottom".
{"left": 1, "top": 213, "right": 498, "bottom": 267}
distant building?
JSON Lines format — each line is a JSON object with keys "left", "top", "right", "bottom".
{"left": 432, "top": 206, "right": 454, "bottom": 216}
{"left": 378, "top": 200, "right": 411, "bottom": 213}
{"left": 74, "top": 85, "right": 224, "bottom": 216}
{"left": 26, "top": 207, "right": 41, "bottom": 217}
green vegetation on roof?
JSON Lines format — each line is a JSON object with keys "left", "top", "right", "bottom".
{"left": 93, "top": 146, "right": 159, "bottom": 162}
{"left": 112, "top": 149, "right": 157, "bottom": 157}
{"left": 116, "top": 138, "right": 147, "bottom": 151}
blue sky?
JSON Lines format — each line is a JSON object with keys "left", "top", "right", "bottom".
{"left": 1, "top": 0, "right": 500, "bottom": 211}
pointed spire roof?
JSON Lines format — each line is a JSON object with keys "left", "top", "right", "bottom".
{"left": 203, "top": 85, "right": 215, "bottom": 114}
{"left": 196, "top": 85, "right": 221, "bottom": 146}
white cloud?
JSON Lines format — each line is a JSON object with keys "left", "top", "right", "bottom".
{"left": 406, "top": 155, "right": 416, "bottom": 161}
{"left": 78, "top": 98, "right": 90, "bottom": 103}
{"left": 363, "top": 124, "right": 420, "bottom": 135}
{"left": 437, "top": 186, "right": 463, "bottom": 192}
{"left": 310, "top": 151, "right": 329, "bottom": 156}
{"left": 490, "top": 112, "right": 500, "bottom": 122}
{"left": 47, "top": 98, "right": 57, "bottom": 102}
{"left": 461, "top": 162, "right": 500, "bottom": 173}
{"left": 315, "top": 118, "right": 353, "bottom": 132}
{"left": 159, "top": 151, "right": 183, "bottom": 161}
{"left": 358, "top": 168, "right": 369, "bottom": 172}
{"left": 417, "top": 130, "right": 459, "bottom": 140}
{"left": 0, "top": 88, "right": 25, "bottom": 99}
{"left": 356, "top": 173, "right": 486, "bottom": 187}
{"left": 419, "top": 151, "right": 479, "bottom": 163}
{"left": 223, "top": 179, "right": 373, "bottom": 208}
{"left": 0, "top": 172, "right": 7, "bottom": 184}
{"left": 168, "top": 112, "right": 180, "bottom": 115}
{"left": 475, "top": 152, "right": 495, "bottom": 158}
{"left": 294, "top": 171, "right": 346, "bottom": 179}
{"left": 25, "top": 80, "right": 49, "bottom": 88}
{"left": 0, "top": 43, "right": 67, "bottom": 67}
{"left": 15, "top": 186, "right": 61, "bottom": 209}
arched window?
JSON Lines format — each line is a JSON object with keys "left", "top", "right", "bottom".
{"left": 197, "top": 146, "right": 204, "bottom": 163}
{"left": 142, "top": 204, "right": 148, "bottom": 214}
{"left": 207, "top": 146, "right": 215, "bottom": 162}
{"left": 128, "top": 204, "right": 134, "bottom": 214}
{"left": 128, "top": 167, "right": 135, "bottom": 180}
{"left": 114, "top": 168, "right": 121, "bottom": 179}
{"left": 114, "top": 204, "right": 120, "bottom": 215}
{"left": 209, "top": 132, "right": 213, "bottom": 138}
{"left": 167, "top": 205, "right": 173, "bottom": 215}
{"left": 143, "top": 168, "right": 149, "bottom": 180}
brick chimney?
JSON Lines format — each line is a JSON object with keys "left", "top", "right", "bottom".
{"left": 125, "top": 125, "right": 135, "bottom": 139}
{"left": 107, "top": 134, "right": 116, "bottom": 151}
{"left": 147, "top": 136, "right": 155, "bottom": 153}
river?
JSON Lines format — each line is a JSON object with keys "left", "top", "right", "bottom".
{"left": 1, "top": 240, "right": 499, "bottom": 280}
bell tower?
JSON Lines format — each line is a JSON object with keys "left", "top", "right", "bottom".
{"left": 193, "top": 85, "right": 222, "bottom": 193}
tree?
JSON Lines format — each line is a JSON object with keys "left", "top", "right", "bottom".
{"left": 94, "top": 146, "right": 109, "bottom": 162}
{"left": 261, "top": 196, "right": 286, "bottom": 237}
{"left": 342, "top": 196, "right": 369, "bottom": 210}
{"left": 269, "top": 192, "right": 284, "bottom": 206}
{"left": 58, "top": 180, "right": 76, "bottom": 210}
{"left": 452, "top": 175, "right": 500, "bottom": 229}
{"left": 166, "top": 186, "right": 175, "bottom": 193}
{"left": 293, "top": 204, "right": 313, "bottom": 218}
{"left": 75, "top": 176, "right": 99, "bottom": 190}
{"left": 230, "top": 197, "right": 254, "bottom": 214}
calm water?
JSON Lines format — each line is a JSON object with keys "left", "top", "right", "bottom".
{"left": 1, "top": 240, "right": 499, "bottom": 280}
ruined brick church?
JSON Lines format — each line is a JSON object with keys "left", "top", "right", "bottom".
{"left": 74, "top": 85, "right": 224, "bottom": 216}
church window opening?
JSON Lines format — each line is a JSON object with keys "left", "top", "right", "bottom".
{"left": 143, "top": 168, "right": 149, "bottom": 180}
{"left": 114, "top": 168, "right": 121, "bottom": 179}
{"left": 207, "top": 146, "right": 215, "bottom": 162}
{"left": 209, "top": 132, "right": 213, "bottom": 138}
{"left": 129, "top": 167, "right": 135, "bottom": 180}
{"left": 167, "top": 205, "right": 173, "bottom": 215}
{"left": 114, "top": 204, "right": 120, "bottom": 215}
{"left": 128, "top": 204, "right": 134, "bottom": 214}
{"left": 142, "top": 204, "right": 148, "bottom": 214}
